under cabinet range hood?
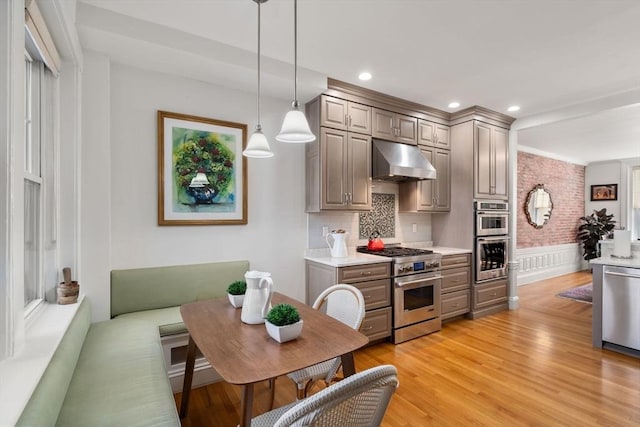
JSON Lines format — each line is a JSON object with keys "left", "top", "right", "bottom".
{"left": 371, "top": 139, "right": 437, "bottom": 181}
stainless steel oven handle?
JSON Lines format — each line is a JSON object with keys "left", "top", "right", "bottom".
{"left": 396, "top": 275, "right": 442, "bottom": 288}
{"left": 477, "top": 236, "right": 511, "bottom": 243}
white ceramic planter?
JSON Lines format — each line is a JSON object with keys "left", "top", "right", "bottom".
{"left": 265, "top": 320, "right": 304, "bottom": 343}
{"left": 228, "top": 293, "right": 244, "bottom": 308}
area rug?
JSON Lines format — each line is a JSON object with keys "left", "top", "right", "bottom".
{"left": 556, "top": 283, "right": 593, "bottom": 304}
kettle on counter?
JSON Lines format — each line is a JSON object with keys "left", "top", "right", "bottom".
{"left": 241, "top": 270, "right": 273, "bottom": 324}
{"left": 367, "top": 231, "right": 385, "bottom": 251}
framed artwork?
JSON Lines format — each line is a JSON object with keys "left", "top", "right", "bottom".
{"left": 590, "top": 184, "right": 617, "bottom": 201}
{"left": 157, "top": 111, "right": 247, "bottom": 225}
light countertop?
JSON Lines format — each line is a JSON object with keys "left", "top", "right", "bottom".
{"left": 304, "top": 245, "right": 471, "bottom": 267}
{"left": 590, "top": 255, "right": 640, "bottom": 269}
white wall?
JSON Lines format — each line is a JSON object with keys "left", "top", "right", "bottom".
{"left": 585, "top": 161, "right": 624, "bottom": 226}
{"left": 81, "top": 54, "right": 308, "bottom": 321}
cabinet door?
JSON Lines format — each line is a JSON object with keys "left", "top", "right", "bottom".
{"left": 348, "top": 133, "right": 372, "bottom": 210}
{"left": 417, "top": 147, "right": 435, "bottom": 210}
{"left": 395, "top": 114, "right": 418, "bottom": 145}
{"left": 371, "top": 108, "right": 396, "bottom": 140}
{"left": 492, "top": 126, "right": 508, "bottom": 199}
{"left": 347, "top": 103, "right": 371, "bottom": 135}
{"left": 418, "top": 120, "right": 436, "bottom": 147}
{"left": 320, "top": 128, "right": 348, "bottom": 209}
{"left": 434, "top": 124, "right": 451, "bottom": 149}
{"left": 320, "top": 95, "right": 348, "bottom": 130}
{"left": 474, "top": 122, "right": 493, "bottom": 199}
{"left": 434, "top": 148, "right": 450, "bottom": 211}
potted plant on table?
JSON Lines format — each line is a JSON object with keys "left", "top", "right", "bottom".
{"left": 227, "top": 280, "right": 246, "bottom": 308}
{"left": 265, "top": 303, "right": 303, "bottom": 343}
{"left": 577, "top": 208, "right": 616, "bottom": 261}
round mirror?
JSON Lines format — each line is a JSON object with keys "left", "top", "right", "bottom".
{"left": 525, "top": 184, "right": 553, "bottom": 229}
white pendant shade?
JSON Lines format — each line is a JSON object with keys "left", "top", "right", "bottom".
{"left": 243, "top": 127, "right": 274, "bottom": 158}
{"left": 276, "top": 107, "right": 316, "bottom": 143}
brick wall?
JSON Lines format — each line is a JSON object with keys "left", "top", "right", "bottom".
{"left": 517, "top": 152, "right": 585, "bottom": 248}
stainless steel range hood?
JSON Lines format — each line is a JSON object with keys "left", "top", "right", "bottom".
{"left": 371, "top": 139, "right": 437, "bottom": 181}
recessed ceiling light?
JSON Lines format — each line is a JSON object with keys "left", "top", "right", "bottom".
{"left": 358, "top": 72, "right": 372, "bottom": 81}
{"left": 448, "top": 102, "right": 460, "bottom": 109}
{"left": 507, "top": 105, "right": 520, "bottom": 112}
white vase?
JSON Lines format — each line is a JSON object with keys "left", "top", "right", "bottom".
{"left": 228, "top": 293, "right": 244, "bottom": 308}
{"left": 265, "top": 320, "right": 304, "bottom": 343}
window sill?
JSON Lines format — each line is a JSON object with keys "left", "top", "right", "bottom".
{"left": 0, "top": 296, "right": 84, "bottom": 427}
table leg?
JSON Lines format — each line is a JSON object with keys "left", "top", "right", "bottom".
{"left": 341, "top": 352, "right": 356, "bottom": 377}
{"left": 179, "top": 335, "right": 197, "bottom": 418}
{"left": 239, "top": 383, "right": 255, "bottom": 427}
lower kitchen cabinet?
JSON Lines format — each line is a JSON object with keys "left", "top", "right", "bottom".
{"left": 470, "top": 277, "right": 508, "bottom": 319}
{"left": 440, "top": 253, "right": 471, "bottom": 321}
{"left": 306, "top": 261, "right": 392, "bottom": 342}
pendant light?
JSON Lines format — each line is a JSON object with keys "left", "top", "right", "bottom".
{"left": 243, "top": 0, "right": 274, "bottom": 158}
{"left": 275, "top": 0, "right": 316, "bottom": 143}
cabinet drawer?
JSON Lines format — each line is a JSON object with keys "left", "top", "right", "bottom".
{"left": 360, "top": 307, "right": 391, "bottom": 341}
{"left": 441, "top": 290, "right": 470, "bottom": 319}
{"left": 338, "top": 263, "right": 390, "bottom": 283}
{"left": 441, "top": 267, "right": 471, "bottom": 293}
{"left": 474, "top": 280, "right": 508, "bottom": 309}
{"left": 441, "top": 253, "right": 471, "bottom": 269}
{"left": 351, "top": 278, "right": 391, "bottom": 310}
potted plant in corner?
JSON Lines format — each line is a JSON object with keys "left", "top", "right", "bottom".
{"left": 227, "top": 280, "right": 246, "bottom": 308}
{"left": 265, "top": 303, "right": 303, "bottom": 343}
{"left": 577, "top": 208, "right": 616, "bottom": 261}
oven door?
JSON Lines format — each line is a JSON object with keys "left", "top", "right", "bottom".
{"left": 394, "top": 272, "right": 441, "bottom": 328}
{"left": 476, "top": 236, "right": 509, "bottom": 282}
{"left": 475, "top": 212, "right": 509, "bottom": 236}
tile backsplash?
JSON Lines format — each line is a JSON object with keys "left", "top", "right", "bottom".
{"left": 359, "top": 193, "right": 395, "bottom": 239}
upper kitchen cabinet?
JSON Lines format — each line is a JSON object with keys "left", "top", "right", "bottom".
{"left": 399, "top": 147, "right": 450, "bottom": 212}
{"left": 306, "top": 96, "right": 372, "bottom": 212}
{"left": 372, "top": 108, "right": 418, "bottom": 145}
{"left": 320, "top": 95, "right": 371, "bottom": 135}
{"left": 418, "top": 120, "right": 450, "bottom": 150}
{"left": 474, "top": 122, "right": 508, "bottom": 200}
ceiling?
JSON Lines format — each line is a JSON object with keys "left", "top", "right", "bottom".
{"left": 75, "top": 0, "right": 640, "bottom": 165}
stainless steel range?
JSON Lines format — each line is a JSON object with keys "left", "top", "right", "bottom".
{"left": 356, "top": 245, "right": 442, "bottom": 344}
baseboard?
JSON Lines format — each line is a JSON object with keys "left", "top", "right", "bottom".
{"left": 516, "top": 243, "right": 588, "bottom": 285}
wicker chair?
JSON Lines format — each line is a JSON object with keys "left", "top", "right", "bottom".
{"left": 252, "top": 365, "right": 399, "bottom": 427}
{"left": 286, "top": 284, "right": 366, "bottom": 400}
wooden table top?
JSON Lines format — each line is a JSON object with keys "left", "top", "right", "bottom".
{"left": 180, "top": 292, "right": 369, "bottom": 385}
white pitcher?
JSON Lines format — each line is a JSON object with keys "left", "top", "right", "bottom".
{"left": 241, "top": 270, "right": 273, "bottom": 324}
{"left": 326, "top": 232, "right": 349, "bottom": 258}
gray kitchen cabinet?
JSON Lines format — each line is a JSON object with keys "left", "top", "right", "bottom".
{"left": 418, "top": 119, "right": 450, "bottom": 150}
{"left": 371, "top": 107, "right": 417, "bottom": 145}
{"left": 320, "top": 95, "right": 371, "bottom": 135}
{"left": 305, "top": 98, "right": 372, "bottom": 212}
{"left": 398, "top": 146, "right": 450, "bottom": 212}
{"left": 470, "top": 277, "right": 508, "bottom": 319}
{"left": 474, "top": 122, "right": 508, "bottom": 200}
{"left": 306, "top": 261, "right": 392, "bottom": 342}
{"left": 440, "top": 253, "right": 471, "bottom": 320}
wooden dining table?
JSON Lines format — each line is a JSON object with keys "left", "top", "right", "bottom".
{"left": 179, "top": 292, "right": 369, "bottom": 427}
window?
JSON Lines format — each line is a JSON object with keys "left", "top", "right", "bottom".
{"left": 633, "top": 166, "right": 640, "bottom": 241}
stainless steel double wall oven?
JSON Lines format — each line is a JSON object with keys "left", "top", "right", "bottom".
{"left": 474, "top": 201, "right": 509, "bottom": 282}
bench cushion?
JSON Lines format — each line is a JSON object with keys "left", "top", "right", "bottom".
{"left": 55, "top": 317, "right": 180, "bottom": 427}
{"left": 116, "top": 306, "right": 186, "bottom": 337}
{"left": 110, "top": 260, "right": 249, "bottom": 317}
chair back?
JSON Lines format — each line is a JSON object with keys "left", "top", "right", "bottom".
{"left": 273, "top": 365, "right": 398, "bottom": 427}
{"left": 312, "top": 284, "right": 366, "bottom": 331}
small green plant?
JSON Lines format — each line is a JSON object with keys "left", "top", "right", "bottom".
{"left": 227, "top": 281, "right": 246, "bottom": 295}
{"left": 266, "top": 303, "right": 300, "bottom": 326}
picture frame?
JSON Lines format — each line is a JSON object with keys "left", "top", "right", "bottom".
{"left": 590, "top": 184, "right": 617, "bottom": 201}
{"left": 157, "top": 111, "right": 247, "bottom": 225}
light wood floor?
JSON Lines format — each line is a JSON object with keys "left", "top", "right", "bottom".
{"left": 175, "top": 271, "right": 640, "bottom": 426}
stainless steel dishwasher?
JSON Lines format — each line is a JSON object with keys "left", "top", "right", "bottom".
{"left": 602, "top": 265, "right": 640, "bottom": 352}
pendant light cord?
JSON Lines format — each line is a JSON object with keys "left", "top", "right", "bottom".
{"left": 257, "top": 0, "right": 262, "bottom": 128}
{"left": 293, "top": 0, "right": 298, "bottom": 105}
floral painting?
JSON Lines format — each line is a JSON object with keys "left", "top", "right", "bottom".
{"left": 158, "top": 111, "right": 247, "bottom": 225}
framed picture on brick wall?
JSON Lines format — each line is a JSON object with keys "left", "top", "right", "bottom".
{"left": 590, "top": 184, "right": 617, "bottom": 201}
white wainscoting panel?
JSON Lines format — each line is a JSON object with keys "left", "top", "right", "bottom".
{"left": 516, "top": 243, "right": 588, "bottom": 285}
